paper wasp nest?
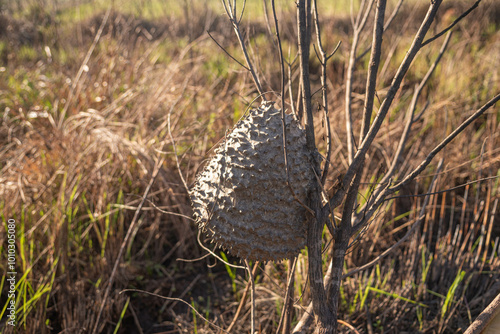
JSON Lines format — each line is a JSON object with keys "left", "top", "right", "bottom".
{"left": 190, "top": 103, "right": 314, "bottom": 261}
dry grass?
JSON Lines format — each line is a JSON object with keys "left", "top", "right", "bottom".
{"left": 0, "top": 0, "right": 499, "bottom": 333}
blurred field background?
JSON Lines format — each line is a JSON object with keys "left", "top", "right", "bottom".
{"left": 0, "top": 0, "right": 499, "bottom": 333}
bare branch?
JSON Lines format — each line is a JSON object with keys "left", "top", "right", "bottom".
{"left": 327, "top": 41, "right": 341, "bottom": 60}
{"left": 385, "top": 175, "right": 499, "bottom": 201}
{"left": 312, "top": 0, "right": 336, "bottom": 185}
{"left": 286, "top": 50, "right": 299, "bottom": 117}
{"left": 325, "top": 0, "right": 444, "bottom": 215}
{"left": 422, "top": 0, "right": 481, "bottom": 47}
{"left": 345, "top": 0, "right": 376, "bottom": 163}
{"left": 207, "top": 31, "right": 250, "bottom": 70}
{"left": 360, "top": 0, "right": 387, "bottom": 142}
{"left": 357, "top": 0, "right": 404, "bottom": 61}
{"left": 221, "top": 0, "right": 231, "bottom": 21}
{"left": 321, "top": 106, "right": 333, "bottom": 185}
{"left": 270, "top": 0, "right": 314, "bottom": 216}
{"left": 343, "top": 159, "right": 443, "bottom": 279}
{"left": 277, "top": 257, "right": 298, "bottom": 334}
{"left": 292, "top": 260, "right": 334, "bottom": 334}
{"left": 219, "top": 0, "right": 264, "bottom": 96}
{"left": 121, "top": 289, "right": 229, "bottom": 333}
{"left": 262, "top": 0, "right": 277, "bottom": 46}
{"left": 326, "top": 170, "right": 363, "bottom": 318}
{"left": 245, "top": 259, "right": 256, "bottom": 334}
{"left": 388, "top": 30, "right": 451, "bottom": 177}
{"left": 297, "top": 0, "right": 315, "bottom": 151}
{"left": 390, "top": 93, "right": 500, "bottom": 193}
{"left": 384, "top": 0, "right": 404, "bottom": 32}
{"left": 356, "top": 30, "right": 453, "bottom": 225}
{"left": 358, "top": 0, "right": 376, "bottom": 31}
{"left": 354, "top": 93, "right": 499, "bottom": 232}
{"left": 238, "top": 0, "right": 247, "bottom": 24}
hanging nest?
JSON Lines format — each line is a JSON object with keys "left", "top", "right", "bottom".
{"left": 190, "top": 102, "right": 315, "bottom": 261}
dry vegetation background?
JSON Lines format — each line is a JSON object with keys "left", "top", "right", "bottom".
{"left": 0, "top": 0, "right": 499, "bottom": 333}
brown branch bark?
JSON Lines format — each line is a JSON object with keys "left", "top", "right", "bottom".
{"left": 422, "top": 0, "right": 481, "bottom": 47}
{"left": 464, "top": 291, "right": 500, "bottom": 334}
{"left": 360, "top": 0, "right": 386, "bottom": 141}
{"left": 298, "top": 0, "right": 315, "bottom": 151}
{"left": 220, "top": 0, "right": 264, "bottom": 96}
{"left": 324, "top": 0, "right": 444, "bottom": 216}
{"left": 354, "top": 93, "right": 500, "bottom": 234}
{"left": 298, "top": 0, "right": 336, "bottom": 331}
{"left": 344, "top": 0, "right": 375, "bottom": 163}
{"left": 354, "top": 30, "right": 453, "bottom": 230}
{"left": 345, "top": 159, "right": 443, "bottom": 279}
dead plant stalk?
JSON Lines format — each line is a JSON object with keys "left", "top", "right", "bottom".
{"left": 209, "top": 0, "right": 497, "bottom": 333}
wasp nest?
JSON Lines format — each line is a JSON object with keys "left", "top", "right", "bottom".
{"left": 190, "top": 102, "right": 314, "bottom": 261}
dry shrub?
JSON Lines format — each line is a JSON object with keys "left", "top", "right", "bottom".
{"left": 0, "top": 1, "right": 499, "bottom": 333}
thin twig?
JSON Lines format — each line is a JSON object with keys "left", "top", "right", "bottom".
{"left": 270, "top": 0, "right": 313, "bottom": 216}
{"left": 220, "top": 0, "right": 264, "bottom": 95}
{"left": 385, "top": 176, "right": 498, "bottom": 201}
{"left": 168, "top": 76, "right": 192, "bottom": 194}
{"left": 196, "top": 230, "right": 246, "bottom": 270}
{"left": 145, "top": 201, "right": 195, "bottom": 221}
{"left": 286, "top": 50, "right": 299, "bottom": 118}
{"left": 176, "top": 253, "right": 211, "bottom": 263}
{"left": 312, "top": 0, "right": 340, "bottom": 185}
{"left": 276, "top": 257, "right": 297, "bottom": 334}
{"left": 422, "top": 0, "right": 481, "bottom": 47}
{"left": 92, "top": 155, "right": 165, "bottom": 334}
{"left": 357, "top": 0, "right": 405, "bottom": 61}
{"left": 207, "top": 31, "right": 249, "bottom": 70}
{"left": 391, "top": 93, "right": 500, "bottom": 193}
{"left": 356, "top": 30, "right": 453, "bottom": 226}
{"left": 344, "top": 0, "right": 376, "bottom": 163}
{"left": 324, "top": 0, "right": 444, "bottom": 215}
{"left": 238, "top": 0, "right": 247, "bottom": 24}
{"left": 343, "top": 159, "right": 443, "bottom": 279}
{"left": 227, "top": 262, "right": 259, "bottom": 333}
{"left": 245, "top": 259, "right": 256, "bottom": 334}
{"left": 262, "top": 0, "right": 275, "bottom": 42}
{"left": 359, "top": 0, "right": 386, "bottom": 142}
{"left": 120, "top": 289, "right": 229, "bottom": 333}
{"left": 354, "top": 94, "right": 499, "bottom": 234}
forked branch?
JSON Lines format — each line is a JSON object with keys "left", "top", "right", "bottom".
{"left": 345, "top": 159, "right": 443, "bottom": 279}
{"left": 324, "top": 0, "right": 444, "bottom": 215}
{"left": 220, "top": 0, "right": 264, "bottom": 96}
{"left": 354, "top": 93, "right": 500, "bottom": 234}
{"left": 344, "top": 0, "right": 376, "bottom": 163}
{"left": 355, "top": 30, "right": 453, "bottom": 229}
{"left": 422, "top": 0, "right": 482, "bottom": 47}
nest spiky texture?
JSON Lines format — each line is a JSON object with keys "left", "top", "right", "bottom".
{"left": 190, "top": 102, "right": 314, "bottom": 261}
